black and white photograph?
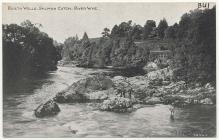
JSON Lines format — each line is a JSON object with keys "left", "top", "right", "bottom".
{"left": 2, "top": 2, "right": 216, "bottom": 138}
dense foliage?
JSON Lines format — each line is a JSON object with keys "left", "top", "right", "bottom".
{"left": 61, "top": 7, "right": 216, "bottom": 85}
{"left": 143, "top": 20, "right": 156, "bottom": 39}
{"left": 157, "top": 18, "right": 168, "bottom": 39}
{"left": 172, "top": 7, "right": 216, "bottom": 85}
{"left": 3, "top": 20, "right": 61, "bottom": 79}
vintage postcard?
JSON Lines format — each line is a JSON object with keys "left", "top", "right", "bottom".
{"left": 2, "top": 1, "right": 216, "bottom": 138}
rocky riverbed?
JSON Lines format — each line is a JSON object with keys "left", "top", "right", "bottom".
{"left": 34, "top": 66, "right": 216, "bottom": 117}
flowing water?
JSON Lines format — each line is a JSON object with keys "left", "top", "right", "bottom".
{"left": 3, "top": 66, "right": 216, "bottom": 137}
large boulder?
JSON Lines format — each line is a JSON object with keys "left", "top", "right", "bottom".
{"left": 72, "top": 74, "right": 113, "bottom": 91}
{"left": 54, "top": 90, "right": 88, "bottom": 103}
{"left": 54, "top": 74, "right": 114, "bottom": 103}
{"left": 34, "top": 100, "right": 60, "bottom": 118}
{"left": 99, "top": 96, "right": 133, "bottom": 113}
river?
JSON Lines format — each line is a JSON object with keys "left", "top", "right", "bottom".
{"left": 3, "top": 66, "right": 216, "bottom": 137}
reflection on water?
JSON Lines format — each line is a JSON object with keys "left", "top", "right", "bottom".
{"left": 3, "top": 66, "right": 216, "bottom": 137}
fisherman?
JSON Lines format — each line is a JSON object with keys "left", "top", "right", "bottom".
{"left": 169, "top": 103, "right": 175, "bottom": 116}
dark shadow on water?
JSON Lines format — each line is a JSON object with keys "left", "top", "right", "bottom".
{"left": 3, "top": 69, "right": 55, "bottom": 97}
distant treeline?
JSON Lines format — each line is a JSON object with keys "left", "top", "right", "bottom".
{"left": 2, "top": 6, "right": 215, "bottom": 85}
{"left": 3, "top": 20, "right": 62, "bottom": 80}
{"left": 62, "top": 6, "right": 216, "bottom": 85}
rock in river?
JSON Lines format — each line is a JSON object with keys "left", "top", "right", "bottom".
{"left": 99, "top": 96, "right": 133, "bottom": 113}
{"left": 54, "top": 74, "right": 114, "bottom": 103}
{"left": 34, "top": 100, "right": 60, "bottom": 118}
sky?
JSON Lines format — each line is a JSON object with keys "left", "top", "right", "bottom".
{"left": 2, "top": 2, "right": 215, "bottom": 43}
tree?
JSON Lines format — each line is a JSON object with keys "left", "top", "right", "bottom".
{"left": 164, "top": 23, "right": 178, "bottom": 39}
{"left": 110, "top": 25, "right": 119, "bottom": 38}
{"left": 82, "top": 32, "right": 89, "bottom": 42}
{"left": 64, "top": 37, "right": 77, "bottom": 48}
{"left": 143, "top": 20, "right": 156, "bottom": 39}
{"left": 102, "top": 28, "right": 110, "bottom": 38}
{"left": 127, "top": 20, "right": 132, "bottom": 26}
{"left": 75, "top": 34, "right": 79, "bottom": 41}
{"left": 157, "top": 18, "right": 168, "bottom": 39}
{"left": 21, "top": 20, "right": 34, "bottom": 28}
{"left": 176, "top": 13, "right": 192, "bottom": 39}
{"left": 173, "top": 6, "right": 216, "bottom": 85}
{"left": 117, "top": 20, "right": 133, "bottom": 37}
{"left": 130, "top": 24, "right": 143, "bottom": 40}
{"left": 110, "top": 20, "right": 134, "bottom": 38}
{"left": 3, "top": 20, "right": 60, "bottom": 81}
